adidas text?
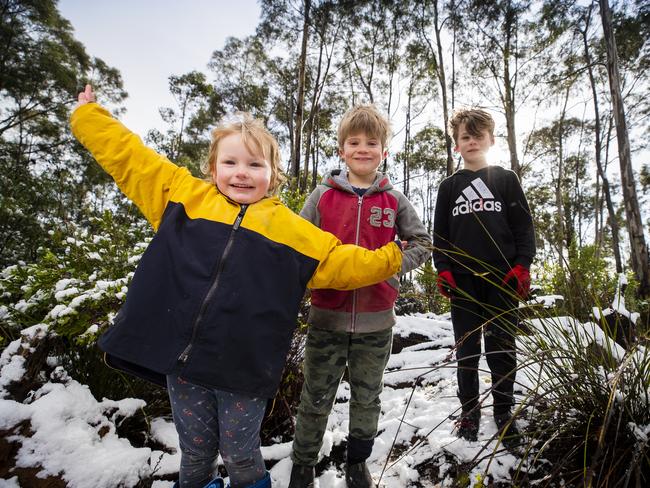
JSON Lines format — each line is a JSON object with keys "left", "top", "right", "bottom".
{"left": 452, "top": 199, "right": 502, "bottom": 216}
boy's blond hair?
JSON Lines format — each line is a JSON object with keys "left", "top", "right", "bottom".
{"left": 449, "top": 108, "right": 495, "bottom": 145}
{"left": 202, "top": 113, "right": 286, "bottom": 195}
{"left": 338, "top": 104, "right": 391, "bottom": 150}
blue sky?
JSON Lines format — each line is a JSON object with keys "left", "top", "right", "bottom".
{"left": 59, "top": 0, "right": 261, "bottom": 136}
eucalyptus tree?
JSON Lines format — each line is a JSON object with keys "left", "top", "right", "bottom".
{"left": 535, "top": 0, "right": 626, "bottom": 271}
{"left": 0, "top": 0, "right": 126, "bottom": 266}
{"left": 257, "top": 0, "right": 348, "bottom": 187}
{"left": 527, "top": 116, "right": 592, "bottom": 260}
{"left": 414, "top": 0, "right": 455, "bottom": 175}
{"left": 207, "top": 36, "right": 273, "bottom": 119}
{"left": 146, "top": 71, "right": 213, "bottom": 174}
{"left": 395, "top": 40, "right": 438, "bottom": 198}
{"left": 576, "top": 2, "right": 623, "bottom": 270}
{"left": 337, "top": 0, "right": 414, "bottom": 109}
{"left": 450, "top": 0, "right": 554, "bottom": 178}
{"left": 599, "top": 0, "right": 649, "bottom": 296}
{"left": 403, "top": 124, "right": 448, "bottom": 232}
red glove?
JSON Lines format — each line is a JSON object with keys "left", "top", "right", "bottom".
{"left": 437, "top": 270, "right": 457, "bottom": 299}
{"left": 503, "top": 264, "right": 530, "bottom": 299}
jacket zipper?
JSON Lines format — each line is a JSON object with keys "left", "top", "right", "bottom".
{"left": 351, "top": 195, "right": 363, "bottom": 333}
{"left": 178, "top": 204, "right": 248, "bottom": 363}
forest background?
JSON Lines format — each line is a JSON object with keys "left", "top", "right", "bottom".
{"left": 1, "top": 0, "right": 650, "bottom": 484}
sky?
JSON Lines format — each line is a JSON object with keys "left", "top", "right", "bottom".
{"left": 56, "top": 0, "right": 528, "bottom": 167}
{"left": 0, "top": 302, "right": 638, "bottom": 487}
{"left": 59, "top": 0, "right": 262, "bottom": 137}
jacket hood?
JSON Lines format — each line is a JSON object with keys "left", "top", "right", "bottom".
{"left": 321, "top": 169, "right": 393, "bottom": 195}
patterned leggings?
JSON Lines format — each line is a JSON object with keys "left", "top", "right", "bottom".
{"left": 167, "top": 374, "right": 267, "bottom": 488}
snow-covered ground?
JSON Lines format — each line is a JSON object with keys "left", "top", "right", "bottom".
{"left": 0, "top": 306, "right": 639, "bottom": 487}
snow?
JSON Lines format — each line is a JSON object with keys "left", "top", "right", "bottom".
{"left": 530, "top": 294, "right": 563, "bottom": 307}
{"left": 2, "top": 379, "right": 151, "bottom": 487}
{"left": 0, "top": 311, "right": 644, "bottom": 487}
{"left": 589, "top": 274, "right": 641, "bottom": 325}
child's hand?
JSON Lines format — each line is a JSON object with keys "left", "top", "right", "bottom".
{"left": 75, "top": 84, "right": 96, "bottom": 108}
{"left": 502, "top": 264, "right": 531, "bottom": 300}
{"left": 400, "top": 240, "right": 408, "bottom": 250}
{"left": 437, "top": 270, "right": 456, "bottom": 299}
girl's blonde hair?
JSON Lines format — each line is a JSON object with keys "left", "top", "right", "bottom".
{"left": 202, "top": 113, "right": 286, "bottom": 196}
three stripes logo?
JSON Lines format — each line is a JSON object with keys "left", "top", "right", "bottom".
{"left": 452, "top": 177, "right": 502, "bottom": 216}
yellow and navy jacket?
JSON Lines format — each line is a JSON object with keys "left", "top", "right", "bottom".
{"left": 70, "top": 103, "right": 402, "bottom": 399}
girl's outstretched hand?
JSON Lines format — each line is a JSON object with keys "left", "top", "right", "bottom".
{"left": 76, "top": 84, "right": 96, "bottom": 108}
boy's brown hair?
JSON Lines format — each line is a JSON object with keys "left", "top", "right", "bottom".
{"left": 449, "top": 108, "right": 495, "bottom": 145}
{"left": 202, "top": 113, "right": 286, "bottom": 195}
{"left": 338, "top": 104, "right": 391, "bottom": 150}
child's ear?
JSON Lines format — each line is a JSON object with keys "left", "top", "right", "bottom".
{"left": 490, "top": 134, "right": 496, "bottom": 146}
{"left": 338, "top": 147, "right": 344, "bottom": 158}
{"left": 383, "top": 149, "right": 388, "bottom": 159}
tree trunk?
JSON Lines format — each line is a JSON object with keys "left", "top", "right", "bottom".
{"left": 599, "top": 0, "right": 650, "bottom": 296}
{"left": 503, "top": 44, "right": 521, "bottom": 177}
{"left": 301, "top": 41, "right": 324, "bottom": 192}
{"left": 291, "top": 0, "right": 311, "bottom": 182}
{"left": 403, "top": 93, "right": 412, "bottom": 198}
{"left": 556, "top": 86, "right": 568, "bottom": 261}
{"left": 581, "top": 5, "right": 622, "bottom": 271}
{"left": 432, "top": 0, "right": 454, "bottom": 176}
{"left": 311, "top": 123, "right": 319, "bottom": 190}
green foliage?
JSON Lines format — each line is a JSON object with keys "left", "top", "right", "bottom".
{"left": 0, "top": 208, "right": 169, "bottom": 415}
{"left": 1, "top": 210, "right": 151, "bottom": 344}
{"left": 412, "top": 260, "right": 450, "bottom": 315}
{"left": 535, "top": 244, "right": 640, "bottom": 320}
{"left": 279, "top": 185, "right": 308, "bottom": 214}
{"left": 516, "top": 313, "right": 650, "bottom": 486}
{"left": 146, "top": 71, "right": 214, "bottom": 174}
{"left": 0, "top": 0, "right": 127, "bottom": 267}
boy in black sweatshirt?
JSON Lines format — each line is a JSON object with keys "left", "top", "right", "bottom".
{"left": 432, "top": 108, "right": 535, "bottom": 444}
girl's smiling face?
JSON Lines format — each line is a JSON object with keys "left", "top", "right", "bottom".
{"left": 213, "top": 133, "right": 271, "bottom": 204}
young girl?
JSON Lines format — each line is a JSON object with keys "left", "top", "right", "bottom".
{"left": 71, "top": 86, "right": 403, "bottom": 488}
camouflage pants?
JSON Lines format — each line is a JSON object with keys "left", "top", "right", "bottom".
{"left": 291, "top": 326, "right": 393, "bottom": 466}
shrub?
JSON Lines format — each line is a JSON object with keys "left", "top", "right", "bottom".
{"left": 515, "top": 313, "right": 650, "bottom": 486}
{"left": 0, "top": 210, "right": 163, "bottom": 409}
{"left": 535, "top": 244, "right": 641, "bottom": 322}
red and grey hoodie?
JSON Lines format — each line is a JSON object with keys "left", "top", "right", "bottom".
{"left": 301, "top": 169, "right": 431, "bottom": 333}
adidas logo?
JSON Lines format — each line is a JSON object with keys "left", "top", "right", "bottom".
{"left": 452, "top": 177, "right": 502, "bottom": 216}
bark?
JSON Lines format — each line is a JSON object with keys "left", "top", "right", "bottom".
{"left": 503, "top": 39, "right": 521, "bottom": 177}
{"left": 599, "top": 0, "right": 650, "bottom": 296}
{"left": 432, "top": 0, "right": 453, "bottom": 175}
{"left": 291, "top": 0, "right": 311, "bottom": 181}
{"left": 556, "top": 86, "right": 568, "bottom": 260}
{"left": 581, "top": 5, "right": 622, "bottom": 272}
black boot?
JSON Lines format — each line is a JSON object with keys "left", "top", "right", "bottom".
{"left": 345, "top": 461, "right": 374, "bottom": 488}
{"left": 494, "top": 410, "right": 522, "bottom": 451}
{"left": 455, "top": 409, "right": 480, "bottom": 441}
{"left": 288, "top": 464, "right": 314, "bottom": 488}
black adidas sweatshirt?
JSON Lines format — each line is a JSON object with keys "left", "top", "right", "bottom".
{"left": 433, "top": 166, "right": 536, "bottom": 275}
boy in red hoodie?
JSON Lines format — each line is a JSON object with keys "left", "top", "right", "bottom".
{"left": 289, "top": 105, "right": 431, "bottom": 488}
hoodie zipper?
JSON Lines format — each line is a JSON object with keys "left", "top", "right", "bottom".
{"left": 178, "top": 204, "right": 248, "bottom": 364}
{"left": 351, "top": 195, "right": 363, "bottom": 333}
